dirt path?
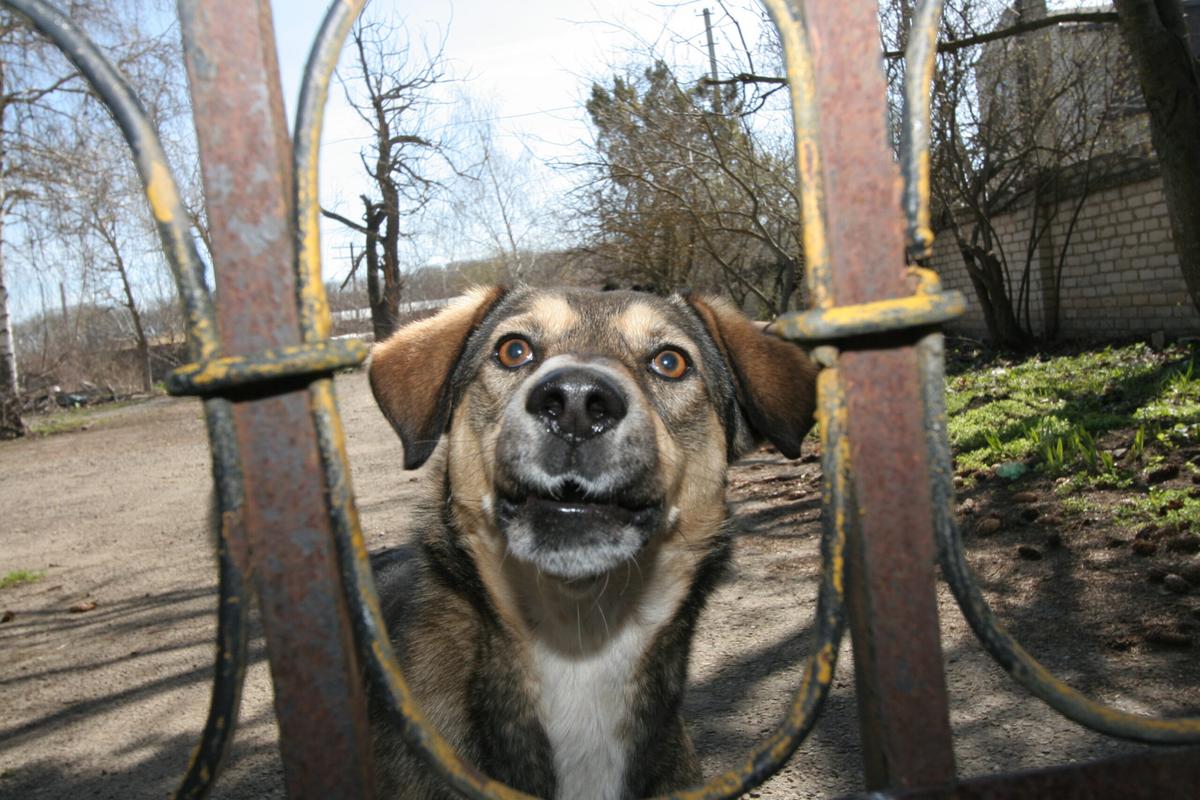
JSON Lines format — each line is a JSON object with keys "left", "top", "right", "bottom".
{"left": 2, "top": 373, "right": 1197, "bottom": 799}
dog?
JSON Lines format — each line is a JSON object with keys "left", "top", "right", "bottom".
{"left": 366, "top": 286, "right": 818, "bottom": 799}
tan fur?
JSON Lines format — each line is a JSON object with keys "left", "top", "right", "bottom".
{"left": 615, "top": 302, "right": 664, "bottom": 346}
{"left": 369, "top": 286, "right": 506, "bottom": 468}
{"left": 687, "top": 295, "right": 818, "bottom": 458}
{"left": 527, "top": 294, "right": 579, "bottom": 339}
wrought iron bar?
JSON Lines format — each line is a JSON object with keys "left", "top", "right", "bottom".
{"left": 838, "top": 743, "right": 1200, "bottom": 799}
{"left": 900, "top": 0, "right": 945, "bottom": 261}
{"left": 788, "top": 0, "right": 959, "bottom": 788}
{"left": 175, "top": 0, "right": 375, "bottom": 796}
{"left": 14, "top": 0, "right": 1199, "bottom": 796}
{"left": 0, "top": 4, "right": 252, "bottom": 799}
{"left": 291, "top": 2, "right": 848, "bottom": 798}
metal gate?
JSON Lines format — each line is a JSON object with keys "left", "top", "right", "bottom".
{"left": 7, "top": 0, "right": 1200, "bottom": 797}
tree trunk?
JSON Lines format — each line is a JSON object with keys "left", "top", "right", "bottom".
{"left": 1114, "top": 0, "right": 1200, "bottom": 313}
{"left": 959, "top": 243, "right": 1032, "bottom": 350}
{"left": 0, "top": 64, "right": 25, "bottom": 439}
{"left": 380, "top": 181, "right": 403, "bottom": 337}
{"left": 0, "top": 232, "right": 25, "bottom": 439}
{"left": 362, "top": 201, "right": 393, "bottom": 341}
{"left": 114, "top": 249, "right": 152, "bottom": 392}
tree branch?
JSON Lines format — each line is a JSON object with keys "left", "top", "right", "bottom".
{"left": 707, "top": 10, "right": 1122, "bottom": 92}
{"left": 320, "top": 206, "right": 381, "bottom": 240}
{"left": 883, "top": 11, "right": 1119, "bottom": 58}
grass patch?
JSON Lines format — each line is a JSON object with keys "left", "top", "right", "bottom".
{"left": 947, "top": 342, "right": 1200, "bottom": 475}
{"left": 0, "top": 569, "right": 44, "bottom": 590}
{"left": 1111, "top": 487, "right": 1200, "bottom": 530}
{"left": 27, "top": 399, "right": 141, "bottom": 436}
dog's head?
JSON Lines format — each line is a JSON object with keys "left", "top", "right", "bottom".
{"left": 369, "top": 287, "right": 818, "bottom": 582}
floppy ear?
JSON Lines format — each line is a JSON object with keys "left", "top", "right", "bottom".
{"left": 368, "top": 286, "right": 507, "bottom": 469}
{"left": 686, "top": 295, "right": 819, "bottom": 460}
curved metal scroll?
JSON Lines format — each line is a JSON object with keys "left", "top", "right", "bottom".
{"left": 773, "top": 0, "right": 1200, "bottom": 749}
{"left": 0, "top": 3, "right": 253, "bottom": 798}
{"left": 12, "top": 0, "right": 1194, "bottom": 797}
{"left": 900, "top": 0, "right": 944, "bottom": 261}
{"left": 296, "top": 3, "right": 847, "bottom": 799}
{"left": 6, "top": 0, "right": 845, "bottom": 797}
{"left": 922, "top": 338, "right": 1200, "bottom": 744}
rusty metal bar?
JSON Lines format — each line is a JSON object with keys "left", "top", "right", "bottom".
{"left": 900, "top": 0, "right": 945, "bottom": 261}
{"left": 17, "top": 0, "right": 1200, "bottom": 796}
{"left": 798, "top": 0, "right": 958, "bottom": 790}
{"left": 175, "top": 2, "right": 374, "bottom": 797}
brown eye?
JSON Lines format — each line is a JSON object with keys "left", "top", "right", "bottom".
{"left": 649, "top": 348, "right": 688, "bottom": 380}
{"left": 496, "top": 336, "right": 535, "bottom": 369}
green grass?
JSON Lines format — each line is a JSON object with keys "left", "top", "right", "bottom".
{"left": 27, "top": 399, "right": 141, "bottom": 436}
{"left": 1112, "top": 487, "right": 1200, "bottom": 531}
{"left": 0, "top": 569, "right": 44, "bottom": 590}
{"left": 947, "top": 342, "right": 1200, "bottom": 476}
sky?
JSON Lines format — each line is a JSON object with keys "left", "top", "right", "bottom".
{"left": 6, "top": 0, "right": 763, "bottom": 323}
{"left": 268, "top": 0, "right": 760, "bottom": 282}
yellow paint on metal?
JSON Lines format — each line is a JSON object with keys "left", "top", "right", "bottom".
{"left": 145, "top": 159, "right": 177, "bottom": 224}
{"left": 292, "top": 0, "right": 367, "bottom": 345}
{"left": 909, "top": 3, "right": 941, "bottom": 260}
{"left": 994, "top": 604, "right": 1200, "bottom": 736}
{"left": 906, "top": 266, "right": 942, "bottom": 295}
{"left": 768, "top": 290, "right": 967, "bottom": 342}
{"left": 169, "top": 340, "right": 367, "bottom": 392}
{"left": 759, "top": 0, "right": 832, "bottom": 311}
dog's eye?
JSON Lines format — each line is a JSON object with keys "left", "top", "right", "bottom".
{"left": 496, "top": 336, "right": 535, "bottom": 369}
{"left": 649, "top": 348, "right": 688, "bottom": 380}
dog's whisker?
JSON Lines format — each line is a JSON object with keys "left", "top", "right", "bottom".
{"left": 595, "top": 598, "right": 610, "bottom": 641}
{"left": 630, "top": 555, "right": 645, "bottom": 585}
{"left": 591, "top": 571, "right": 613, "bottom": 640}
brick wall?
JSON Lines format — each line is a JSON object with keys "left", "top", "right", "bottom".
{"left": 929, "top": 174, "right": 1199, "bottom": 341}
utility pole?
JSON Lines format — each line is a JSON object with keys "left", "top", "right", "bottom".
{"left": 702, "top": 8, "right": 723, "bottom": 114}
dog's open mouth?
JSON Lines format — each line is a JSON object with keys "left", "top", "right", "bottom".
{"left": 495, "top": 479, "right": 662, "bottom": 580}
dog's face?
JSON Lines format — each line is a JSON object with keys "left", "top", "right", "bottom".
{"left": 369, "top": 287, "right": 817, "bottom": 582}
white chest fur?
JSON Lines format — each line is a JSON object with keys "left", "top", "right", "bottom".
{"left": 531, "top": 617, "right": 650, "bottom": 800}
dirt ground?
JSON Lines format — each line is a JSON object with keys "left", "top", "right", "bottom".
{"left": 2, "top": 372, "right": 1198, "bottom": 799}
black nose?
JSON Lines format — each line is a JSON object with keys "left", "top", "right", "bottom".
{"left": 525, "top": 367, "right": 628, "bottom": 443}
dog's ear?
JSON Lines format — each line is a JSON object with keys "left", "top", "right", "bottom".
{"left": 368, "top": 286, "right": 507, "bottom": 469}
{"left": 686, "top": 295, "right": 819, "bottom": 460}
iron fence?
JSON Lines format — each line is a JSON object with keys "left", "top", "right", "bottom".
{"left": 6, "top": 0, "right": 1199, "bottom": 797}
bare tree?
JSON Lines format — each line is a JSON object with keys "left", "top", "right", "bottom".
{"left": 325, "top": 9, "right": 453, "bottom": 340}
{"left": 908, "top": 0, "right": 1139, "bottom": 346}
{"left": 447, "top": 98, "right": 549, "bottom": 284}
{"left": 0, "top": 2, "right": 183, "bottom": 434}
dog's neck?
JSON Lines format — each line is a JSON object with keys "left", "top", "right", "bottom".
{"left": 455, "top": 502, "right": 698, "bottom": 799}
{"left": 506, "top": 543, "right": 692, "bottom": 800}
{"left": 443, "top": 487, "right": 726, "bottom": 800}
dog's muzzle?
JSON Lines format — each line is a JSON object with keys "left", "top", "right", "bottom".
{"left": 494, "top": 361, "right": 662, "bottom": 580}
